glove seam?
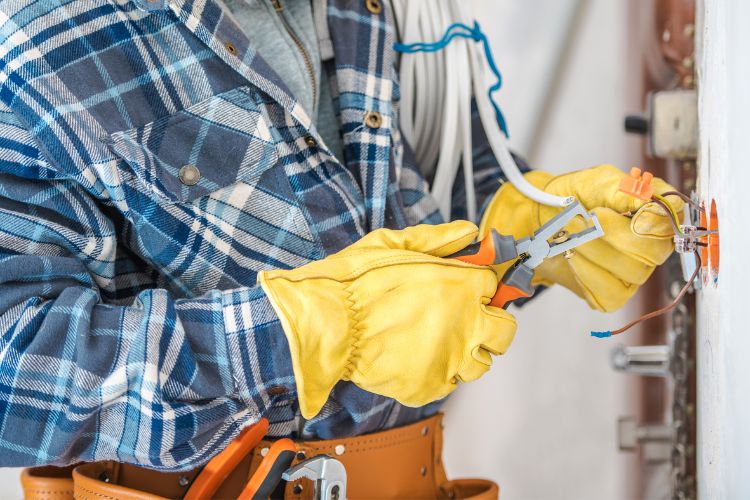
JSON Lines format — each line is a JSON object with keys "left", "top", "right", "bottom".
{"left": 342, "top": 255, "right": 476, "bottom": 282}
{"left": 426, "top": 229, "right": 480, "bottom": 256}
{"left": 341, "top": 282, "right": 364, "bottom": 380}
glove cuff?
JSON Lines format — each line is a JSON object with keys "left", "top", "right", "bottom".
{"left": 258, "top": 270, "right": 352, "bottom": 418}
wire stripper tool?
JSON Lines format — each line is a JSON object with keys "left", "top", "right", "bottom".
{"left": 450, "top": 201, "right": 605, "bottom": 308}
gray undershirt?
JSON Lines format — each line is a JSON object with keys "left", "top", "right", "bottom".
{"left": 221, "top": 0, "right": 345, "bottom": 161}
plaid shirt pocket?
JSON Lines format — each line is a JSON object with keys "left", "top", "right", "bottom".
{"left": 108, "top": 86, "right": 279, "bottom": 204}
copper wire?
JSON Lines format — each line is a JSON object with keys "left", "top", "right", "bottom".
{"left": 651, "top": 195, "right": 684, "bottom": 235}
{"left": 602, "top": 192, "right": 701, "bottom": 337}
{"left": 661, "top": 190, "right": 704, "bottom": 211}
{"left": 610, "top": 251, "right": 701, "bottom": 336}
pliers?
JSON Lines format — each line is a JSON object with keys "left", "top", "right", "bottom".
{"left": 450, "top": 201, "right": 604, "bottom": 308}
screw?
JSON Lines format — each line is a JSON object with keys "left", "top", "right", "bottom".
{"left": 551, "top": 230, "right": 569, "bottom": 244}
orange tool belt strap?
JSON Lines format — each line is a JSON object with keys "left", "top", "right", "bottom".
{"left": 20, "top": 413, "right": 498, "bottom": 500}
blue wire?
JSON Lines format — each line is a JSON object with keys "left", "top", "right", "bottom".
{"left": 590, "top": 331, "right": 612, "bottom": 339}
{"left": 393, "top": 21, "right": 509, "bottom": 137}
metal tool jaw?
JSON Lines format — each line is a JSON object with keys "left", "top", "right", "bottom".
{"left": 514, "top": 201, "right": 604, "bottom": 269}
{"left": 282, "top": 455, "right": 347, "bottom": 500}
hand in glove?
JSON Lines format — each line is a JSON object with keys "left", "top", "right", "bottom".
{"left": 480, "top": 165, "right": 684, "bottom": 312}
{"left": 258, "top": 221, "right": 517, "bottom": 418}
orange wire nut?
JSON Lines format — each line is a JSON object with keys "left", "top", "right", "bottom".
{"left": 619, "top": 167, "right": 654, "bottom": 201}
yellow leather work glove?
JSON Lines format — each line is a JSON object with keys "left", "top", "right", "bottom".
{"left": 258, "top": 221, "right": 517, "bottom": 418}
{"left": 479, "top": 165, "right": 684, "bottom": 312}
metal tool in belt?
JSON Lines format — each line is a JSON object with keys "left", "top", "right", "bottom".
{"left": 182, "top": 417, "right": 347, "bottom": 500}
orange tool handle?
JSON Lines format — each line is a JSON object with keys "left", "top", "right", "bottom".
{"left": 490, "top": 283, "right": 531, "bottom": 309}
{"left": 184, "top": 418, "right": 270, "bottom": 500}
{"left": 451, "top": 231, "right": 531, "bottom": 309}
{"left": 450, "top": 229, "right": 519, "bottom": 267}
{"left": 452, "top": 231, "right": 499, "bottom": 266}
{"left": 239, "top": 438, "right": 297, "bottom": 499}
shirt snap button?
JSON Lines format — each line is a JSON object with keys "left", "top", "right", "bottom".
{"left": 364, "top": 111, "right": 382, "bottom": 129}
{"left": 224, "top": 41, "right": 238, "bottom": 56}
{"left": 179, "top": 164, "right": 201, "bottom": 186}
{"left": 365, "top": 0, "right": 382, "bottom": 14}
{"left": 304, "top": 135, "right": 318, "bottom": 147}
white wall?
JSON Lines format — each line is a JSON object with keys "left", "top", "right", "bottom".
{"left": 442, "top": 1, "right": 638, "bottom": 499}
{"left": 696, "top": 0, "right": 750, "bottom": 497}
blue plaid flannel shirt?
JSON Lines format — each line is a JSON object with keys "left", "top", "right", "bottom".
{"left": 0, "top": 0, "right": 512, "bottom": 469}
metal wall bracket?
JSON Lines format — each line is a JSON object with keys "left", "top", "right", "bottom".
{"left": 618, "top": 417, "right": 672, "bottom": 464}
{"left": 611, "top": 345, "right": 671, "bottom": 377}
{"left": 625, "top": 89, "right": 698, "bottom": 160}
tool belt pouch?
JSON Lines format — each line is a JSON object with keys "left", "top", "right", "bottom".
{"left": 20, "top": 414, "right": 498, "bottom": 499}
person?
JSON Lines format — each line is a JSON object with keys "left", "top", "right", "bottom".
{"left": 0, "top": 0, "right": 681, "bottom": 497}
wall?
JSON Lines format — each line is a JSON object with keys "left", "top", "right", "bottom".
{"left": 696, "top": 0, "right": 750, "bottom": 497}
{"left": 443, "top": 1, "right": 639, "bottom": 499}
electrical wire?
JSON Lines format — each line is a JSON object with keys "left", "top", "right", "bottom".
{"left": 393, "top": 6, "right": 480, "bottom": 220}
{"left": 661, "top": 190, "right": 704, "bottom": 211}
{"left": 591, "top": 194, "right": 699, "bottom": 338}
{"left": 651, "top": 193, "right": 684, "bottom": 235}
{"left": 591, "top": 251, "right": 701, "bottom": 338}
{"left": 391, "top": 1, "right": 574, "bottom": 221}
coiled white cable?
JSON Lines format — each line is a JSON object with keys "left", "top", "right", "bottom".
{"left": 391, "top": 0, "right": 573, "bottom": 221}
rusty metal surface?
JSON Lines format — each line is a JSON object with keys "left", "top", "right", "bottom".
{"left": 626, "top": 1, "right": 696, "bottom": 498}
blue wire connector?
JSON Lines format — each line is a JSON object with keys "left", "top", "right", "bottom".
{"left": 590, "top": 331, "right": 612, "bottom": 339}
{"left": 393, "top": 21, "right": 509, "bottom": 138}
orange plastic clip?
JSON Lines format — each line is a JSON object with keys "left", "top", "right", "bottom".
{"left": 619, "top": 167, "right": 654, "bottom": 201}
{"left": 184, "top": 418, "right": 270, "bottom": 500}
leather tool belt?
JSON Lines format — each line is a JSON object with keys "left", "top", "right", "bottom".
{"left": 20, "top": 413, "right": 498, "bottom": 499}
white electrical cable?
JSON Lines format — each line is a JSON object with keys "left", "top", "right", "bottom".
{"left": 465, "top": 29, "right": 575, "bottom": 209}
{"left": 391, "top": 0, "right": 573, "bottom": 219}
